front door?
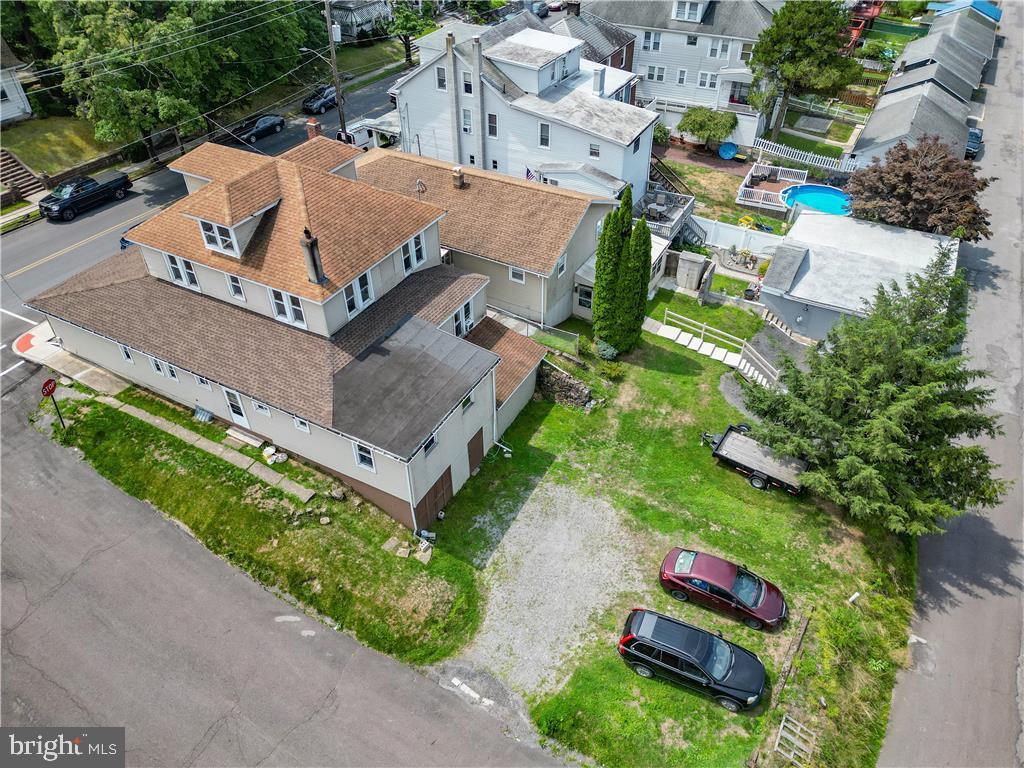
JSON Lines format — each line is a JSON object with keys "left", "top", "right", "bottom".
{"left": 467, "top": 428, "right": 484, "bottom": 474}
{"left": 222, "top": 388, "right": 250, "bottom": 429}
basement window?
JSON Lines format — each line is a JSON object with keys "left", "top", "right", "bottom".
{"left": 252, "top": 400, "right": 271, "bottom": 416}
{"left": 509, "top": 266, "right": 526, "bottom": 284}
{"left": 194, "top": 374, "right": 211, "bottom": 390}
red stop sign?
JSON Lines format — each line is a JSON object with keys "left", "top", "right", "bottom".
{"left": 41, "top": 378, "right": 57, "bottom": 397}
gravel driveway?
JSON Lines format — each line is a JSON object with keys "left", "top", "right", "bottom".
{"left": 465, "top": 482, "right": 643, "bottom": 694}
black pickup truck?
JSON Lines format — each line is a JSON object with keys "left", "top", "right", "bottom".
{"left": 38, "top": 170, "right": 132, "bottom": 221}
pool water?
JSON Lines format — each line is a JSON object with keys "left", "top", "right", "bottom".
{"left": 781, "top": 184, "right": 851, "bottom": 215}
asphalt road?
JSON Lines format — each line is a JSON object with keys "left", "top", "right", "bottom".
{"left": 878, "top": 6, "right": 1024, "bottom": 767}
{"left": 0, "top": 69, "right": 405, "bottom": 396}
{"left": 0, "top": 370, "right": 555, "bottom": 766}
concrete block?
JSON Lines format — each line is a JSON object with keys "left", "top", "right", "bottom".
{"left": 711, "top": 347, "right": 728, "bottom": 362}
{"left": 247, "top": 460, "right": 281, "bottom": 485}
{"left": 656, "top": 326, "right": 681, "bottom": 341}
{"left": 219, "top": 448, "right": 256, "bottom": 471}
{"left": 279, "top": 477, "right": 316, "bottom": 502}
{"left": 723, "top": 352, "right": 741, "bottom": 367}
{"left": 687, "top": 336, "right": 703, "bottom": 350}
{"left": 677, "top": 332, "right": 694, "bottom": 346}
{"left": 698, "top": 341, "right": 716, "bottom": 356}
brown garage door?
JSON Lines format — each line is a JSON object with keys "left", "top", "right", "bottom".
{"left": 414, "top": 466, "right": 453, "bottom": 528}
{"left": 467, "top": 428, "right": 484, "bottom": 474}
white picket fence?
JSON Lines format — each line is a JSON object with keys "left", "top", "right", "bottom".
{"left": 693, "top": 214, "right": 785, "bottom": 256}
{"left": 753, "top": 138, "right": 859, "bottom": 173}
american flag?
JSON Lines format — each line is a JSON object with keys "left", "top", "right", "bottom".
{"left": 525, "top": 167, "right": 537, "bottom": 181}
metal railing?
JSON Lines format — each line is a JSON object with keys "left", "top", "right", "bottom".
{"left": 753, "top": 138, "right": 859, "bottom": 173}
{"left": 663, "top": 308, "right": 780, "bottom": 386}
{"left": 750, "top": 163, "right": 807, "bottom": 183}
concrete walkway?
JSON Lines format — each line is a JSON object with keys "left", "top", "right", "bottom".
{"left": 17, "top": 321, "right": 316, "bottom": 503}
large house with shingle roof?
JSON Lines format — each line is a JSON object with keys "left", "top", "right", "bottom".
{"left": 389, "top": 11, "right": 657, "bottom": 199}
{"left": 1, "top": 37, "right": 31, "bottom": 124}
{"left": 28, "top": 136, "right": 547, "bottom": 532}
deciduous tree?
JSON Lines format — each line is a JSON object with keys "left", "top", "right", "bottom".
{"left": 388, "top": 4, "right": 430, "bottom": 67}
{"left": 846, "top": 136, "right": 992, "bottom": 241}
{"left": 677, "top": 106, "right": 737, "bottom": 147}
{"left": 750, "top": 0, "right": 862, "bottom": 140}
{"left": 743, "top": 242, "right": 1006, "bottom": 535}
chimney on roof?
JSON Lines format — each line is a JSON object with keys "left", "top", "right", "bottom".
{"left": 300, "top": 227, "right": 327, "bottom": 284}
{"left": 592, "top": 66, "right": 605, "bottom": 96}
{"left": 566, "top": 0, "right": 581, "bottom": 16}
{"left": 306, "top": 117, "right": 323, "bottom": 140}
{"left": 452, "top": 166, "right": 466, "bottom": 189}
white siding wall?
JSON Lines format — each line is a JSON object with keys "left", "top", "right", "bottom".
{"left": 0, "top": 69, "right": 31, "bottom": 123}
{"left": 496, "top": 367, "right": 538, "bottom": 437}
{"left": 629, "top": 28, "right": 752, "bottom": 105}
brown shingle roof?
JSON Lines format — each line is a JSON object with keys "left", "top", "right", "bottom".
{"left": 279, "top": 135, "right": 362, "bottom": 172}
{"left": 356, "top": 150, "right": 611, "bottom": 275}
{"left": 30, "top": 249, "right": 491, "bottom": 455}
{"left": 167, "top": 142, "right": 272, "bottom": 183}
{"left": 130, "top": 142, "right": 446, "bottom": 300}
{"left": 465, "top": 317, "right": 546, "bottom": 405}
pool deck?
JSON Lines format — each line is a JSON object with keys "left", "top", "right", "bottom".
{"left": 735, "top": 163, "right": 808, "bottom": 212}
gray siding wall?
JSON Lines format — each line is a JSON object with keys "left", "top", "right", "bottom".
{"left": 761, "top": 293, "right": 846, "bottom": 340}
{"left": 496, "top": 366, "right": 538, "bottom": 437}
{"left": 450, "top": 250, "right": 545, "bottom": 322}
{"left": 545, "top": 202, "right": 611, "bottom": 325}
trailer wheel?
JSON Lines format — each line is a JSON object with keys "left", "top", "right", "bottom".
{"left": 736, "top": 423, "right": 752, "bottom": 434}
{"left": 749, "top": 474, "right": 768, "bottom": 491}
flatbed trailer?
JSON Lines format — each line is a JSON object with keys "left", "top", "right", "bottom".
{"left": 704, "top": 425, "right": 807, "bottom": 493}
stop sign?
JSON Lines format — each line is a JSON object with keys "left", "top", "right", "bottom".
{"left": 41, "top": 378, "right": 57, "bottom": 397}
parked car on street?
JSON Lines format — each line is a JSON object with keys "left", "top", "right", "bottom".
{"left": 531, "top": 1, "right": 549, "bottom": 17}
{"left": 233, "top": 114, "right": 285, "bottom": 144}
{"left": 546, "top": 0, "right": 565, "bottom": 9}
{"left": 303, "top": 84, "right": 338, "bottom": 115}
{"left": 618, "top": 608, "right": 767, "bottom": 712}
{"left": 965, "top": 127, "right": 984, "bottom": 159}
{"left": 38, "top": 171, "right": 132, "bottom": 222}
{"left": 659, "top": 548, "right": 788, "bottom": 630}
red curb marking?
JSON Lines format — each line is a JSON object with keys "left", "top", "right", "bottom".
{"left": 15, "top": 332, "right": 35, "bottom": 353}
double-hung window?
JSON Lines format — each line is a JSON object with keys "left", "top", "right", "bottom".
{"left": 344, "top": 272, "right": 373, "bottom": 317}
{"left": 487, "top": 113, "right": 497, "bottom": 138}
{"left": 402, "top": 234, "right": 425, "bottom": 273}
{"left": 675, "top": 1, "right": 701, "bottom": 21}
{"left": 270, "top": 288, "right": 306, "bottom": 328}
{"left": 633, "top": 136, "right": 642, "bottom": 153}
{"left": 578, "top": 285, "right": 593, "bottom": 309}
{"left": 589, "top": 143, "right": 600, "bottom": 158}
{"left": 677, "top": 69, "right": 687, "bottom": 85}
{"left": 150, "top": 356, "right": 177, "bottom": 381}
{"left": 166, "top": 254, "right": 199, "bottom": 290}
{"left": 354, "top": 443, "right": 375, "bottom": 471}
{"left": 651, "top": 254, "right": 664, "bottom": 281}
{"left": 452, "top": 301, "right": 474, "bottom": 337}
{"left": 462, "top": 71, "right": 473, "bottom": 95}
{"left": 740, "top": 42, "right": 753, "bottom": 63}
{"left": 646, "top": 66, "right": 665, "bottom": 82}
{"left": 538, "top": 122, "right": 550, "bottom": 148}
{"left": 509, "top": 266, "right": 526, "bottom": 284}
{"left": 200, "top": 220, "right": 236, "bottom": 255}
{"left": 150, "top": 357, "right": 164, "bottom": 376}
{"left": 491, "top": 159, "right": 499, "bottom": 170}
{"left": 642, "top": 31, "right": 661, "bottom": 51}
{"left": 435, "top": 66, "right": 447, "bottom": 90}
{"left": 461, "top": 392, "right": 474, "bottom": 410}
{"left": 686, "top": 35, "right": 698, "bottom": 46}
{"left": 119, "top": 345, "right": 133, "bottom": 363}
{"left": 423, "top": 433, "right": 437, "bottom": 454}
{"left": 461, "top": 109, "right": 472, "bottom": 134}
{"left": 698, "top": 71, "right": 718, "bottom": 89}
{"left": 709, "top": 39, "right": 729, "bottom": 59}
{"left": 227, "top": 274, "right": 245, "bottom": 300}
{"left": 556, "top": 253, "right": 566, "bottom": 278}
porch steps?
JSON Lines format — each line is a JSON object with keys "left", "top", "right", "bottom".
{"left": 646, "top": 316, "right": 777, "bottom": 389}
{"left": 1, "top": 149, "right": 44, "bottom": 197}
{"left": 226, "top": 426, "right": 265, "bottom": 448}
{"left": 656, "top": 325, "right": 681, "bottom": 342}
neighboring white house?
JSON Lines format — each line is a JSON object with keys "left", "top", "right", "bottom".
{"left": 1, "top": 38, "right": 32, "bottom": 124}
{"left": 390, "top": 11, "right": 658, "bottom": 199}
{"left": 584, "top": 0, "right": 775, "bottom": 146}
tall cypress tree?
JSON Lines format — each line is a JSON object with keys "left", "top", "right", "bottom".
{"left": 627, "top": 217, "right": 653, "bottom": 350}
{"left": 592, "top": 187, "right": 634, "bottom": 348}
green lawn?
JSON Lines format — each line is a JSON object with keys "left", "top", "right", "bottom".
{"left": 116, "top": 386, "right": 228, "bottom": 443}
{"left": 1, "top": 116, "right": 119, "bottom": 174}
{"left": 0, "top": 199, "right": 31, "bottom": 215}
{"left": 862, "top": 30, "right": 916, "bottom": 56}
{"left": 335, "top": 39, "right": 407, "bottom": 76}
{"left": 774, "top": 131, "right": 845, "bottom": 159}
{"left": 647, "top": 288, "right": 765, "bottom": 340}
{"left": 784, "top": 110, "right": 856, "bottom": 143}
{"left": 664, "top": 159, "right": 788, "bottom": 234}
{"left": 53, "top": 398, "right": 480, "bottom": 665}
{"left": 439, "top": 327, "right": 913, "bottom": 768}
{"left": 711, "top": 272, "right": 752, "bottom": 298}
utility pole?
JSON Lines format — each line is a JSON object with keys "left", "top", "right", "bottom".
{"left": 323, "top": 0, "right": 346, "bottom": 132}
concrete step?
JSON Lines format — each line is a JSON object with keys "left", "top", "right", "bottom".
{"left": 657, "top": 325, "right": 681, "bottom": 342}
{"left": 698, "top": 341, "right": 717, "bottom": 356}
{"left": 687, "top": 336, "right": 703, "bottom": 351}
{"left": 226, "top": 426, "right": 265, "bottom": 448}
{"left": 710, "top": 347, "right": 728, "bottom": 362}
{"left": 677, "top": 332, "right": 694, "bottom": 346}
{"left": 723, "top": 351, "right": 741, "bottom": 367}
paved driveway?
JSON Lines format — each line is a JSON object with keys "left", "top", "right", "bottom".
{"left": 1, "top": 371, "right": 555, "bottom": 767}
{"left": 879, "top": 7, "right": 1024, "bottom": 767}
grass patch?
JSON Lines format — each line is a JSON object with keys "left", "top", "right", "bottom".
{"left": 774, "top": 131, "right": 844, "bottom": 159}
{"left": 647, "top": 288, "right": 764, "bottom": 340}
{"left": 711, "top": 272, "right": 752, "bottom": 298}
{"left": 54, "top": 398, "right": 480, "bottom": 664}
{"left": 1, "top": 200, "right": 31, "bottom": 215}
{"left": 115, "top": 386, "right": 228, "bottom": 443}
{"left": 664, "top": 159, "right": 787, "bottom": 234}
{"left": 862, "top": 30, "right": 915, "bottom": 56}
{"left": 531, "top": 326, "right": 579, "bottom": 356}
{"left": 1, "top": 116, "right": 118, "bottom": 174}
{"left": 784, "top": 111, "right": 856, "bottom": 144}
{"left": 1, "top": 209, "right": 41, "bottom": 233}
{"left": 335, "top": 39, "right": 406, "bottom": 76}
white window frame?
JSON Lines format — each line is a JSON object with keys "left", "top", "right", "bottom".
{"left": 344, "top": 271, "right": 374, "bottom": 318}
{"left": 452, "top": 300, "right": 475, "bottom": 338}
{"left": 686, "top": 34, "right": 698, "bottom": 46}
{"left": 252, "top": 399, "right": 272, "bottom": 416}
{"left": 698, "top": 71, "right": 719, "bottom": 89}
{"left": 642, "top": 31, "right": 661, "bottom": 51}
{"left": 462, "top": 392, "right": 474, "bottom": 410}
{"left": 740, "top": 42, "right": 753, "bottom": 63}
{"left": 119, "top": 344, "right": 134, "bottom": 364}
{"left": 423, "top": 433, "right": 437, "bottom": 455}
{"left": 709, "top": 39, "right": 729, "bottom": 59}
{"left": 165, "top": 254, "right": 200, "bottom": 290}
{"left": 462, "top": 70, "right": 473, "bottom": 95}
{"left": 633, "top": 136, "right": 642, "bottom": 153}
{"left": 354, "top": 443, "right": 375, "bottom": 472}
{"left": 199, "top": 220, "right": 238, "bottom": 257}
{"left": 150, "top": 357, "right": 165, "bottom": 376}
{"left": 461, "top": 108, "right": 472, "bottom": 134}
{"left": 646, "top": 66, "right": 665, "bottom": 82}
{"left": 509, "top": 266, "right": 526, "bottom": 284}
{"left": 651, "top": 254, "right": 665, "bottom": 281}
{"left": 538, "top": 122, "right": 550, "bottom": 148}
{"left": 469, "top": 154, "right": 475, "bottom": 166}
{"left": 589, "top": 143, "right": 600, "bottom": 158}
{"left": 166, "top": 364, "right": 178, "bottom": 382}
{"left": 226, "top": 274, "right": 245, "bottom": 301}
{"left": 578, "top": 285, "right": 593, "bottom": 309}
{"left": 436, "top": 66, "right": 447, "bottom": 90}
{"left": 675, "top": 1, "right": 701, "bottom": 21}
{"left": 487, "top": 112, "right": 497, "bottom": 138}
{"left": 556, "top": 253, "right": 566, "bottom": 278}
{"left": 194, "top": 374, "right": 211, "bottom": 390}
{"left": 293, "top": 416, "right": 310, "bottom": 433}
{"left": 677, "top": 69, "right": 687, "bottom": 85}
{"left": 269, "top": 288, "right": 307, "bottom": 328}
{"left": 491, "top": 159, "right": 498, "bottom": 170}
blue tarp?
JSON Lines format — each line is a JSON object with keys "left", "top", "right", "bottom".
{"left": 926, "top": 0, "right": 1002, "bottom": 22}
{"left": 718, "top": 142, "right": 738, "bottom": 160}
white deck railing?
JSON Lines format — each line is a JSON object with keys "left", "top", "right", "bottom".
{"left": 736, "top": 187, "right": 786, "bottom": 210}
{"left": 753, "top": 138, "right": 859, "bottom": 173}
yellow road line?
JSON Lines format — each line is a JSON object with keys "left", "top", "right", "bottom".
{"left": 3, "top": 210, "right": 154, "bottom": 279}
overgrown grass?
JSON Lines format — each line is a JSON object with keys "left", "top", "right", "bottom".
{"left": 54, "top": 398, "right": 480, "bottom": 664}
{"left": 647, "top": 288, "right": 765, "bottom": 340}
{"left": 711, "top": 272, "right": 753, "bottom": 297}
{"left": 664, "top": 159, "right": 787, "bottom": 234}
{"left": 2, "top": 116, "right": 119, "bottom": 174}
{"left": 784, "top": 111, "right": 856, "bottom": 143}
{"left": 115, "top": 386, "right": 227, "bottom": 443}
{"left": 335, "top": 39, "right": 406, "bottom": 75}
{"left": 774, "top": 132, "right": 845, "bottom": 159}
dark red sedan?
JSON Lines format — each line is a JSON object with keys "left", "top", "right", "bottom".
{"left": 659, "top": 548, "right": 787, "bottom": 631}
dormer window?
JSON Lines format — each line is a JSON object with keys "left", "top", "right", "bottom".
{"left": 675, "top": 1, "right": 701, "bottom": 21}
{"left": 344, "top": 272, "right": 373, "bottom": 317}
{"left": 200, "top": 220, "right": 238, "bottom": 257}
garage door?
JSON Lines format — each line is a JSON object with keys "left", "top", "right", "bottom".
{"left": 468, "top": 428, "right": 484, "bottom": 474}
{"left": 414, "top": 466, "right": 453, "bottom": 528}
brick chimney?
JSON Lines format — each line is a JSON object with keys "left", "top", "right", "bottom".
{"left": 305, "top": 117, "right": 323, "bottom": 139}
{"left": 566, "top": 1, "right": 581, "bottom": 16}
{"left": 300, "top": 228, "right": 327, "bottom": 284}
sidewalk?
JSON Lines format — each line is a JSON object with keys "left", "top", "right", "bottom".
{"left": 16, "top": 321, "right": 316, "bottom": 503}
{"left": 0, "top": 190, "right": 47, "bottom": 227}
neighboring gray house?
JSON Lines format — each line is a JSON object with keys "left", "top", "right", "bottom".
{"left": 851, "top": 82, "right": 969, "bottom": 166}
{"left": 550, "top": 8, "right": 636, "bottom": 69}
{"left": 893, "top": 32, "right": 988, "bottom": 90}
{"left": 927, "top": 7, "right": 997, "bottom": 60}
{"left": 330, "top": 0, "right": 390, "bottom": 40}
{"left": 761, "top": 212, "right": 957, "bottom": 340}
{"left": 883, "top": 61, "right": 974, "bottom": 103}
{"left": 1, "top": 38, "right": 31, "bottom": 124}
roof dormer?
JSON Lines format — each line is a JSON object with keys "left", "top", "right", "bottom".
{"left": 673, "top": 1, "right": 704, "bottom": 22}
{"left": 199, "top": 220, "right": 241, "bottom": 258}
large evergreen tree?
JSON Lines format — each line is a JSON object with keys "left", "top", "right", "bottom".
{"left": 743, "top": 242, "right": 1006, "bottom": 535}
{"left": 750, "top": 0, "right": 862, "bottom": 140}
{"left": 846, "top": 137, "right": 992, "bottom": 241}
{"left": 592, "top": 187, "right": 633, "bottom": 352}
{"left": 608, "top": 216, "right": 652, "bottom": 353}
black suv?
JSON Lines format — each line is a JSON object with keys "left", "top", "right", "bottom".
{"left": 302, "top": 84, "right": 337, "bottom": 115}
{"left": 618, "top": 608, "right": 766, "bottom": 712}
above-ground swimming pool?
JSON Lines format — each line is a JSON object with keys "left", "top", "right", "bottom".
{"left": 781, "top": 184, "right": 851, "bottom": 215}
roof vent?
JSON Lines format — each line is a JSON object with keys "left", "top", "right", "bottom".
{"left": 452, "top": 166, "right": 466, "bottom": 189}
{"left": 300, "top": 227, "right": 327, "bottom": 285}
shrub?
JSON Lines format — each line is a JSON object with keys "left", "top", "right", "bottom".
{"left": 653, "top": 123, "right": 671, "bottom": 145}
{"left": 757, "top": 259, "right": 771, "bottom": 277}
{"left": 595, "top": 339, "right": 619, "bottom": 360}
{"left": 597, "top": 360, "right": 625, "bottom": 381}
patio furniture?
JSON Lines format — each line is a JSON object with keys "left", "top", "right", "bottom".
{"left": 648, "top": 202, "right": 667, "bottom": 220}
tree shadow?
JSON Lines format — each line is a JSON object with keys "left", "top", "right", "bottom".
{"left": 957, "top": 241, "right": 1006, "bottom": 294}
{"left": 914, "top": 511, "right": 1023, "bottom": 614}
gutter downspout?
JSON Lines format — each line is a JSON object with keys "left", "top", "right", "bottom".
{"left": 405, "top": 460, "right": 420, "bottom": 534}
{"left": 540, "top": 275, "right": 547, "bottom": 326}
{"left": 472, "top": 35, "right": 485, "bottom": 169}
{"left": 490, "top": 368, "right": 498, "bottom": 445}
{"left": 446, "top": 33, "right": 461, "bottom": 163}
